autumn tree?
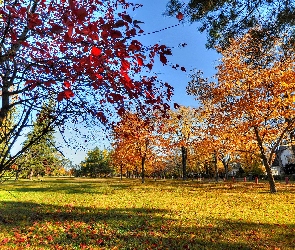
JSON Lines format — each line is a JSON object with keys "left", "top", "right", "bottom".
{"left": 111, "top": 140, "right": 136, "bottom": 179}
{"left": 112, "top": 112, "right": 161, "bottom": 183}
{"left": 187, "top": 30, "right": 295, "bottom": 193}
{"left": 166, "top": 0, "right": 295, "bottom": 49}
{"left": 0, "top": 0, "right": 177, "bottom": 176}
{"left": 162, "top": 106, "right": 202, "bottom": 180}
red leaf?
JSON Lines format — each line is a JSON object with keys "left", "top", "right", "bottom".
{"left": 76, "top": 7, "right": 87, "bottom": 21}
{"left": 57, "top": 89, "right": 74, "bottom": 101}
{"left": 51, "top": 24, "right": 64, "bottom": 34}
{"left": 180, "top": 66, "right": 186, "bottom": 72}
{"left": 117, "top": 107, "right": 125, "bottom": 116}
{"left": 95, "top": 74, "right": 103, "bottom": 80}
{"left": 110, "top": 30, "right": 122, "bottom": 39}
{"left": 69, "top": 0, "right": 75, "bottom": 10}
{"left": 176, "top": 12, "right": 183, "bottom": 21}
{"left": 91, "top": 46, "right": 102, "bottom": 56}
{"left": 57, "top": 92, "right": 64, "bottom": 102}
{"left": 2, "top": 238, "right": 9, "bottom": 244}
{"left": 64, "top": 89, "right": 74, "bottom": 99}
{"left": 147, "top": 63, "right": 153, "bottom": 70}
{"left": 21, "top": 41, "right": 30, "bottom": 47}
{"left": 160, "top": 54, "right": 167, "bottom": 65}
{"left": 101, "top": 30, "right": 109, "bottom": 40}
{"left": 90, "top": 33, "right": 99, "bottom": 40}
{"left": 64, "top": 81, "right": 71, "bottom": 88}
{"left": 122, "top": 14, "right": 132, "bottom": 23}
{"left": 137, "top": 57, "right": 143, "bottom": 66}
{"left": 68, "top": 25, "right": 74, "bottom": 37}
{"left": 114, "top": 20, "right": 125, "bottom": 28}
{"left": 121, "top": 69, "right": 131, "bottom": 84}
{"left": 122, "top": 60, "right": 130, "bottom": 71}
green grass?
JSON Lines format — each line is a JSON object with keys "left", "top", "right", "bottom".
{"left": 0, "top": 178, "right": 295, "bottom": 249}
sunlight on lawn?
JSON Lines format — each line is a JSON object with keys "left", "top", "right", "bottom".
{"left": 0, "top": 178, "right": 295, "bottom": 249}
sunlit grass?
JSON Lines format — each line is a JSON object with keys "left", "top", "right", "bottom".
{"left": 0, "top": 177, "right": 295, "bottom": 249}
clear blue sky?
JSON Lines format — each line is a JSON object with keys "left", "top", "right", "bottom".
{"left": 58, "top": 0, "right": 220, "bottom": 165}
{"left": 133, "top": 0, "right": 219, "bottom": 107}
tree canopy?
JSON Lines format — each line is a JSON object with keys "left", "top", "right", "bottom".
{"left": 0, "top": 0, "right": 177, "bottom": 175}
{"left": 166, "top": 0, "right": 295, "bottom": 49}
{"left": 187, "top": 30, "right": 295, "bottom": 192}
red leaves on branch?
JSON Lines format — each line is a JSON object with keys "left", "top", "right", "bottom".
{"left": 91, "top": 47, "right": 102, "bottom": 56}
{"left": 122, "top": 14, "right": 132, "bottom": 23}
{"left": 57, "top": 89, "right": 74, "bottom": 102}
{"left": 137, "top": 57, "right": 144, "bottom": 66}
{"left": 176, "top": 12, "right": 184, "bottom": 21}
{"left": 110, "top": 30, "right": 122, "bottom": 39}
{"left": 64, "top": 81, "right": 71, "bottom": 88}
{"left": 2, "top": 0, "right": 176, "bottom": 123}
{"left": 160, "top": 54, "right": 167, "bottom": 65}
{"left": 28, "top": 13, "right": 42, "bottom": 29}
{"left": 75, "top": 7, "right": 88, "bottom": 22}
{"left": 121, "top": 60, "right": 130, "bottom": 71}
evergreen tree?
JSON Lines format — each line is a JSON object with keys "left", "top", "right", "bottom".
{"left": 17, "top": 103, "right": 63, "bottom": 179}
{"left": 166, "top": 0, "right": 295, "bottom": 50}
{"left": 81, "top": 147, "right": 113, "bottom": 178}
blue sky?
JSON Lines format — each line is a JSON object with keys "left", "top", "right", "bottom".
{"left": 132, "top": 0, "right": 220, "bottom": 107}
{"left": 59, "top": 0, "right": 220, "bottom": 165}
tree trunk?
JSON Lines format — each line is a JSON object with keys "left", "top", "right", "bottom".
{"left": 141, "top": 156, "right": 146, "bottom": 183}
{"left": 222, "top": 158, "right": 229, "bottom": 180}
{"left": 181, "top": 146, "right": 187, "bottom": 180}
{"left": 15, "top": 170, "right": 20, "bottom": 181}
{"left": 254, "top": 127, "right": 277, "bottom": 193}
{"left": 213, "top": 153, "right": 218, "bottom": 182}
{"left": 120, "top": 165, "right": 123, "bottom": 180}
{"left": 29, "top": 169, "right": 34, "bottom": 180}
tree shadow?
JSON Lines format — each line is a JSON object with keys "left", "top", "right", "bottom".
{"left": 6, "top": 178, "right": 137, "bottom": 194}
{"left": 1, "top": 200, "right": 293, "bottom": 249}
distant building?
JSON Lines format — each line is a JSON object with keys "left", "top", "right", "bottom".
{"left": 272, "top": 145, "right": 295, "bottom": 175}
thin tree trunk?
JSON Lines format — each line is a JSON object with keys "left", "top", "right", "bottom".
{"left": 222, "top": 158, "right": 229, "bottom": 180}
{"left": 181, "top": 146, "right": 187, "bottom": 180}
{"left": 141, "top": 155, "right": 145, "bottom": 183}
{"left": 254, "top": 127, "right": 277, "bottom": 193}
{"left": 120, "top": 165, "right": 123, "bottom": 180}
{"left": 213, "top": 153, "right": 218, "bottom": 182}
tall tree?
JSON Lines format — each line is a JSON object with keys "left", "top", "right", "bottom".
{"left": 112, "top": 112, "right": 160, "bottom": 183}
{"left": 0, "top": 0, "right": 177, "bottom": 176}
{"left": 187, "top": 30, "right": 295, "bottom": 193}
{"left": 17, "top": 103, "right": 62, "bottom": 179}
{"left": 163, "top": 106, "right": 201, "bottom": 180}
{"left": 166, "top": 0, "right": 295, "bottom": 49}
{"left": 80, "top": 147, "right": 113, "bottom": 178}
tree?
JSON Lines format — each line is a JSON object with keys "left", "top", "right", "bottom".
{"left": 0, "top": 0, "right": 177, "bottom": 176}
{"left": 80, "top": 147, "right": 113, "bottom": 178}
{"left": 111, "top": 112, "right": 160, "bottom": 183}
{"left": 166, "top": 0, "right": 295, "bottom": 49}
{"left": 163, "top": 106, "right": 202, "bottom": 180}
{"left": 187, "top": 30, "right": 295, "bottom": 192}
{"left": 111, "top": 140, "right": 135, "bottom": 180}
{"left": 17, "top": 103, "right": 63, "bottom": 179}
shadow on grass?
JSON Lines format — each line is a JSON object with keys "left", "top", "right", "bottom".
{"left": 1, "top": 200, "right": 294, "bottom": 249}
{"left": 5, "top": 178, "right": 137, "bottom": 195}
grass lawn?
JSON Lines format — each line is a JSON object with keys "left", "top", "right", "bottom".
{"left": 0, "top": 177, "right": 295, "bottom": 249}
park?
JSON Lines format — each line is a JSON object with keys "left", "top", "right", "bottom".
{"left": 1, "top": 177, "right": 295, "bottom": 249}
{"left": 1, "top": 0, "right": 295, "bottom": 249}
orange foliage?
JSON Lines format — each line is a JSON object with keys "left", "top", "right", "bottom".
{"left": 188, "top": 29, "right": 295, "bottom": 192}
